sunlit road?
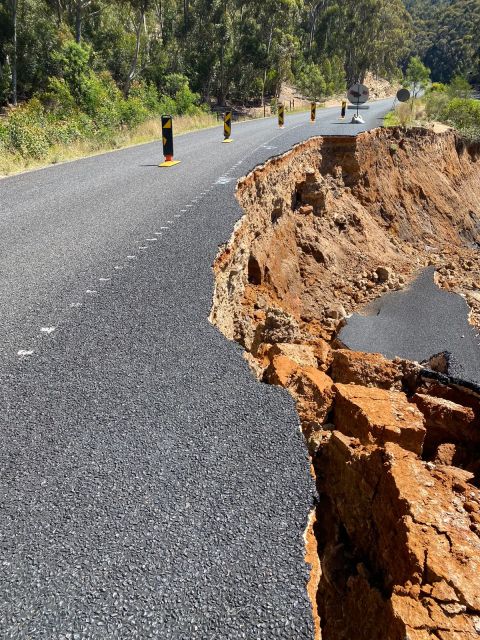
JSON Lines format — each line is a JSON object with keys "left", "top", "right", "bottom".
{"left": 0, "top": 99, "right": 392, "bottom": 639}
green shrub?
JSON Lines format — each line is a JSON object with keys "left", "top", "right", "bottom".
{"left": 173, "top": 84, "right": 200, "bottom": 115}
{"left": 448, "top": 76, "right": 472, "bottom": 99}
{"left": 425, "top": 90, "right": 450, "bottom": 120}
{"left": 157, "top": 94, "right": 178, "bottom": 115}
{"left": 428, "top": 82, "right": 447, "bottom": 93}
{"left": 441, "top": 97, "right": 480, "bottom": 130}
{"left": 120, "top": 96, "right": 150, "bottom": 127}
{"left": 6, "top": 99, "right": 50, "bottom": 158}
{"left": 129, "top": 80, "right": 161, "bottom": 113}
{"left": 41, "top": 77, "right": 77, "bottom": 116}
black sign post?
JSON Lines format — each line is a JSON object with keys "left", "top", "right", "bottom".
{"left": 159, "top": 115, "right": 181, "bottom": 167}
{"left": 223, "top": 111, "right": 233, "bottom": 143}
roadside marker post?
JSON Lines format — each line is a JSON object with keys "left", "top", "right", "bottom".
{"left": 340, "top": 100, "right": 347, "bottom": 119}
{"left": 278, "top": 103, "right": 285, "bottom": 129}
{"left": 159, "top": 115, "right": 181, "bottom": 167}
{"left": 223, "top": 111, "right": 233, "bottom": 143}
{"left": 311, "top": 102, "right": 317, "bottom": 123}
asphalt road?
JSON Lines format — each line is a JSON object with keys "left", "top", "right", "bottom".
{"left": 0, "top": 99, "right": 392, "bottom": 639}
{"left": 339, "top": 267, "right": 480, "bottom": 387}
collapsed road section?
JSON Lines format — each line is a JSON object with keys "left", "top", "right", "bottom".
{"left": 211, "top": 127, "right": 480, "bottom": 638}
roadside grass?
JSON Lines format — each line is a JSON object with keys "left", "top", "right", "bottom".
{"left": 0, "top": 106, "right": 318, "bottom": 178}
{"left": 0, "top": 111, "right": 220, "bottom": 178}
{"left": 383, "top": 100, "right": 424, "bottom": 127}
{"left": 384, "top": 89, "right": 480, "bottom": 143}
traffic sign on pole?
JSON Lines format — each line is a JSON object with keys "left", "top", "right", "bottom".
{"left": 396, "top": 88, "right": 411, "bottom": 103}
{"left": 347, "top": 83, "right": 369, "bottom": 123}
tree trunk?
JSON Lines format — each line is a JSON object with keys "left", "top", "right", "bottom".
{"left": 154, "top": 0, "right": 163, "bottom": 41}
{"left": 75, "top": 0, "right": 82, "bottom": 43}
{"left": 11, "top": 0, "right": 17, "bottom": 105}
{"left": 125, "top": 5, "right": 145, "bottom": 95}
{"left": 54, "top": 0, "right": 62, "bottom": 27}
{"left": 261, "top": 20, "right": 274, "bottom": 107}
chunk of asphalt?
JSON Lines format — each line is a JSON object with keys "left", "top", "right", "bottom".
{"left": 339, "top": 267, "right": 480, "bottom": 387}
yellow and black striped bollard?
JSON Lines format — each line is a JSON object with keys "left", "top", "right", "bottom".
{"left": 340, "top": 100, "right": 347, "bottom": 120}
{"left": 223, "top": 111, "right": 233, "bottom": 143}
{"left": 159, "top": 115, "right": 181, "bottom": 167}
{"left": 311, "top": 102, "right": 316, "bottom": 123}
{"left": 278, "top": 103, "right": 285, "bottom": 129}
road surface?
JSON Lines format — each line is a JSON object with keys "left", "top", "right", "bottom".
{"left": 0, "top": 99, "right": 392, "bottom": 639}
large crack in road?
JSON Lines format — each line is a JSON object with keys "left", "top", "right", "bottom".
{"left": 211, "top": 126, "right": 480, "bottom": 638}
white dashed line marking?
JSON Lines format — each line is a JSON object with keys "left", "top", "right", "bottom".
{"left": 154, "top": 232, "right": 163, "bottom": 236}
{"left": 139, "top": 246, "right": 148, "bottom": 250}
{"left": 127, "top": 255, "right": 137, "bottom": 260}
{"left": 18, "top": 350, "right": 34, "bottom": 357}
{"left": 146, "top": 238, "right": 158, "bottom": 242}
{"left": 70, "top": 302, "right": 82, "bottom": 308}
{"left": 40, "top": 327, "right": 56, "bottom": 335}
{"left": 186, "top": 205, "right": 193, "bottom": 208}
{"left": 180, "top": 210, "right": 187, "bottom": 213}
{"left": 99, "top": 278, "right": 110, "bottom": 282}
{"left": 160, "top": 226, "right": 169, "bottom": 230}
{"left": 86, "top": 290, "right": 97, "bottom": 295}
{"left": 114, "top": 266, "right": 123, "bottom": 270}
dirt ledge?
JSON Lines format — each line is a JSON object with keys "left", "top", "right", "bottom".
{"left": 210, "top": 127, "right": 480, "bottom": 639}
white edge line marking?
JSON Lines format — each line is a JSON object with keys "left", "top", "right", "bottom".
{"left": 40, "top": 327, "right": 56, "bottom": 335}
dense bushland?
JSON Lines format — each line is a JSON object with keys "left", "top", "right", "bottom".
{"left": 0, "top": 40, "right": 204, "bottom": 162}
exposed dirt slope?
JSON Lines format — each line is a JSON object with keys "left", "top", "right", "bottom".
{"left": 210, "top": 128, "right": 480, "bottom": 639}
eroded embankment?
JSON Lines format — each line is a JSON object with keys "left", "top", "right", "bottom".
{"left": 210, "top": 128, "right": 480, "bottom": 639}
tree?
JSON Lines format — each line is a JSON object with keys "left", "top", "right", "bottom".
{"left": 406, "top": 0, "right": 480, "bottom": 83}
{"left": 125, "top": 0, "right": 150, "bottom": 95}
{"left": 297, "top": 61, "right": 326, "bottom": 100}
{"left": 311, "top": 0, "right": 412, "bottom": 86}
{"left": 405, "top": 55, "right": 430, "bottom": 97}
